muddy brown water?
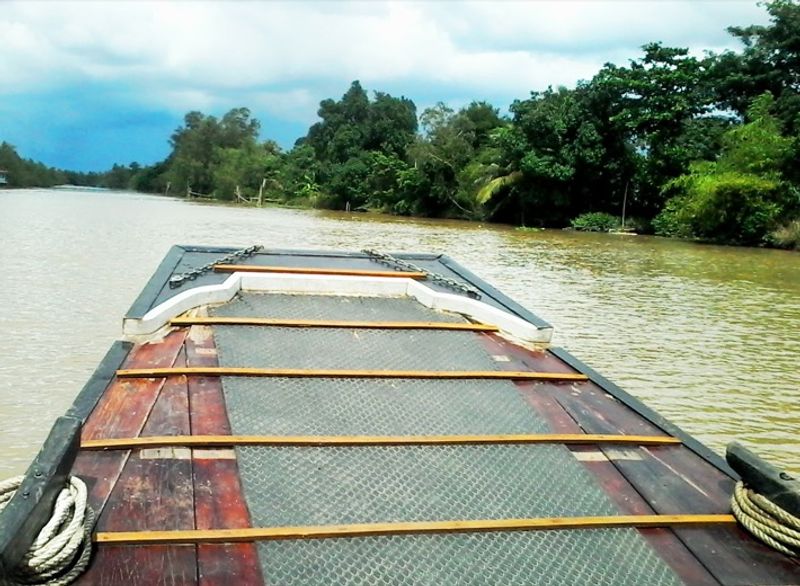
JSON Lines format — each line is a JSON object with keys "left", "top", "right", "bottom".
{"left": 1, "top": 188, "right": 798, "bottom": 477}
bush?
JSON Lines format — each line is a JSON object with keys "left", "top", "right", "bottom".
{"left": 653, "top": 197, "right": 692, "bottom": 238}
{"left": 570, "top": 212, "right": 620, "bottom": 232}
{"left": 661, "top": 171, "right": 785, "bottom": 245}
{"left": 768, "top": 219, "right": 800, "bottom": 250}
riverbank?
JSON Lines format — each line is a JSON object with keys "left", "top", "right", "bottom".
{"left": 173, "top": 192, "right": 800, "bottom": 251}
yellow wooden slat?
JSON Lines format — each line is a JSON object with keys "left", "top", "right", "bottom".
{"left": 169, "top": 317, "right": 498, "bottom": 332}
{"left": 114, "top": 367, "right": 589, "bottom": 381}
{"left": 213, "top": 264, "right": 427, "bottom": 279}
{"left": 95, "top": 514, "right": 738, "bottom": 545}
{"left": 81, "top": 433, "right": 681, "bottom": 451}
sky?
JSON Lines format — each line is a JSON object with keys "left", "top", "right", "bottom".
{"left": 0, "top": 1, "right": 770, "bottom": 172}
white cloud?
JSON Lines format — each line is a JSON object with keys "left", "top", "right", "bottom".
{"left": 0, "top": 0, "right": 768, "bottom": 110}
{"left": 431, "top": 1, "right": 766, "bottom": 54}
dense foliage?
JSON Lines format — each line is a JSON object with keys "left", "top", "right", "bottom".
{"left": 4, "top": 1, "right": 799, "bottom": 248}
{"left": 0, "top": 142, "right": 69, "bottom": 187}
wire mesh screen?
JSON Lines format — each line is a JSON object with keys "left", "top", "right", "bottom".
{"left": 211, "top": 292, "right": 683, "bottom": 585}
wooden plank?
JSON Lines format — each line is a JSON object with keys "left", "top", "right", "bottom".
{"left": 185, "top": 325, "right": 265, "bottom": 586}
{"left": 550, "top": 346, "right": 737, "bottom": 478}
{"left": 77, "top": 344, "right": 197, "bottom": 586}
{"left": 95, "top": 348, "right": 193, "bottom": 532}
{"left": 170, "top": 316, "right": 498, "bottom": 331}
{"left": 213, "top": 264, "right": 427, "bottom": 278}
{"left": 74, "top": 545, "right": 197, "bottom": 586}
{"left": 478, "top": 336, "right": 722, "bottom": 584}
{"left": 73, "top": 330, "right": 189, "bottom": 518}
{"left": 536, "top": 374, "right": 800, "bottom": 584}
{"left": 192, "top": 459, "right": 264, "bottom": 586}
{"left": 116, "top": 367, "right": 589, "bottom": 382}
{"left": 94, "top": 452, "right": 195, "bottom": 533}
{"left": 83, "top": 331, "right": 189, "bottom": 441}
{"left": 96, "top": 515, "right": 737, "bottom": 545}
{"left": 184, "top": 326, "right": 231, "bottom": 436}
{"left": 82, "top": 433, "right": 681, "bottom": 450}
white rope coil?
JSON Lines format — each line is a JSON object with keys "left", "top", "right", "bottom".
{"left": 0, "top": 476, "right": 93, "bottom": 586}
{"left": 731, "top": 481, "right": 800, "bottom": 557}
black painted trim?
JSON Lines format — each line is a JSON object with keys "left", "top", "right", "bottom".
{"left": 0, "top": 416, "right": 81, "bottom": 578}
{"left": 66, "top": 341, "right": 133, "bottom": 423}
{"left": 438, "top": 255, "right": 553, "bottom": 329}
{"left": 178, "top": 244, "right": 248, "bottom": 254}
{"left": 549, "top": 346, "right": 738, "bottom": 479}
{"left": 125, "top": 245, "right": 186, "bottom": 319}
{"left": 727, "top": 441, "right": 799, "bottom": 515}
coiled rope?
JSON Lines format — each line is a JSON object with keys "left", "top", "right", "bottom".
{"left": 0, "top": 476, "right": 93, "bottom": 586}
{"left": 731, "top": 481, "right": 800, "bottom": 557}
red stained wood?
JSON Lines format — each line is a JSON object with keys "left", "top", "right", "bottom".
{"left": 185, "top": 326, "right": 232, "bottom": 436}
{"left": 96, "top": 455, "right": 194, "bottom": 532}
{"left": 530, "top": 366, "right": 800, "bottom": 583}
{"left": 74, "top": 330, "right": 189, "bottom": 514}
{"left": 195, "top": 544, "right": 263, "bottom": 585}
{"left": 479, "top": 332, "right": 724, "bottom": 584}
{"left": 75, "top": 331, "right": 198, "bottom": 585}
{"left": 82, "top": 331, "right": 188, "bottom": 440}
{"left": 75, "top": 545, "right": 196, "bottom": 586}
{"left": 141, "top": 374, "right": 190, "bottom": 438}
{"left": 72, "top": 451, "right": 130, "bottom": 514}
{"left": 186, "top": 325, "right": 265, "bottom": 586}
{"left": 515, "top": 380, "right": 720, "bottom": 585}
{"left": 480, "top": 332, "right": 578, "bottom": 373}
{"left": 193, "top": 460, "right": 264, "bottom": 586}
{"left": 480, "top": 334, "right": 723, "bottom": 584}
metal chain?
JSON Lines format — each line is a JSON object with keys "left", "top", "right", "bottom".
{"left": 169, "top": 245, "right": 263, "bottom": 289}
{"left": 361, "top": 249, "right": 481, "bottom": 299}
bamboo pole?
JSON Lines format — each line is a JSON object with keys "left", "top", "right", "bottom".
{"left": 115, "top": 367, "right": 589, "bottom": 382}
{"left": 82, "top": 433, "right": 680, "bottom": 450}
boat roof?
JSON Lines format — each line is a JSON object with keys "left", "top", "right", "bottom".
{"left": 1, "top": 245, "right": 798, "bottom": 585}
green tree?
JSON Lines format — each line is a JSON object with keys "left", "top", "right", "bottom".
{"left": 407, "top": 101, "right": 506, "bottom": 218}
{"left": 655, "top": 93, "right": 797, "bottom": 244}
{"left": 166, "top": 108, "right": 260, "bottom": 195}
{"left": 711, "top": 1, "right": 800, "bottom": 129}
{"left": 0, "top": 142, "right": 67, "bottom": 187}
{"left": 212, "top": 142, "right": 281, "bottom": 201}
{"left": 301, "top": 81, "right": 418, "bottom": 209}
{"left": 593, "top": 43, "right": 714, "bottom": 216}
{"left": 489, "top": 83, "right": 635, "bottom": 226}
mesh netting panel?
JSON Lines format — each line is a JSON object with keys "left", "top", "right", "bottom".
{"left": 213, "top": 326, "right": 500, "bottom": 371}
{"left": 257, "top": 530, "right": 683, "bottom": 586}
{"left": 210, "top": 293, "right": 467, "bottom": 323}
{"left": 238, "top": 445, "right": 617, "bottom": 525}
{"left": 209, "top": 292, "right": 683, "bottom": 585}
{"left": 221, "top": 377, "right": 548, "bottom": 436}
{"left": 238, "top": 445, "right": 682, "bottom": 586}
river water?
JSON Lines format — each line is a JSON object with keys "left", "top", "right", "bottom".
{"left": 0, "top": 188, "right": 798, "bottom": 477}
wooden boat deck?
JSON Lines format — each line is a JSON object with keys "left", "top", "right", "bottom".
{"left": 1, "top": 246, "right": 798, "bottom": 585}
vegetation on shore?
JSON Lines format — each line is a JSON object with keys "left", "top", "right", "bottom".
{"left": 2, "top": 1, "right": 799, "bottom": 248}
